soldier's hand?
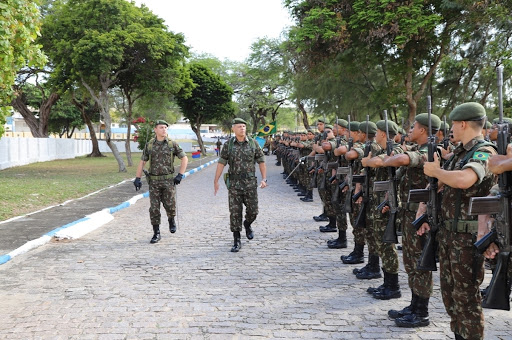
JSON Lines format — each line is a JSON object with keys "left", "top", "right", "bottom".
{"left": 355, "top": 196, "right": 362, "bottom": 204}
{"left": 381, "top": 206, "right": 390, "bottom": 214}
{"left": 424, "top": 153, "right": 441, "bottom": 177}
{"left": 214, "top": 181, "right": 220, "bottom": 196}
{"left": 134, "top": 177, "right": 142, "bottom": 191}
{"left": 483, "top": 242, "right": 500, "bottom": 260}
{"left": 416, "top": 222, "right": 430, "bottom": 236}
{"left": 173, "top": 173, "right": 183, "bottom": 185}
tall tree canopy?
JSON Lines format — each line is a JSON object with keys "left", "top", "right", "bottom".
{"left": 0, "top": 0, "right": 47, "bottom": 137}
{"left": 176, "top": 63, "right": 234, "bottom": 155}
{"left": 41, "top": 0, "right": 189, "bottom": 172}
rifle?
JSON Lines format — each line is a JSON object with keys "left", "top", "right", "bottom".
{"left": 353, "top": 115, "right": 371, "bottom": 228}
{"left": 442, "top": 115, "right": 449, "bottom": 150}
{"left": 344, "top": 116, "right": 356, "bottom": 213}
{"left": 373, "top": 110, "right": 399, "bottom": 244}
{"left": 407, "top": 95, "right": 441, "bottom": 271}
{"left": 468, "top": 65, "right": 511, "bottom": 310}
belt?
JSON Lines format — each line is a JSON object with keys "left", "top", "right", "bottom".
{"left": 148, "top": 174, "right": 173, "bottom": 180}
{"left": 229, "top": 172, "right": 255, "bottom": 180}
{"left": 443, "top": 219, "right": 479, "bottom": 233}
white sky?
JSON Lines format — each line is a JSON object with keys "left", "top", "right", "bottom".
{"left": 132, "top": 0, "right": 294, "bottom": 62}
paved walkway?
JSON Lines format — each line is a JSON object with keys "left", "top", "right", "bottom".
{"left": 0, "top": 156, "right": 510, "bottom": 339}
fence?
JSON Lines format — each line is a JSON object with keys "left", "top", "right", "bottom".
{"left": 0, "top": 138, "right": 201, "bottom": 170}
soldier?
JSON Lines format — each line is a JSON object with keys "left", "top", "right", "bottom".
{"left": 360, "top": 119, "right": 404, "bottom": 300}
{"left": 213, "top": 118, "right": 267, "bottom": 252}
{"left": 134, "top": 120, "right": 189, "bottom": 244}
{"left": 381, "top": 113, "right": 441, "bottom": 327}
{"left": 309, "top": 119, "right": 329, "bottom": 219}
{"left": 344, "top": 121, "right": 381, "bottom": 268}
{"left": 419, "top": 102, "right": 497, "bottom": 340}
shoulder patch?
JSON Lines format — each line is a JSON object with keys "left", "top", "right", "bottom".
{"left": 472, "top": 152, "right": 489, "bottom": 161}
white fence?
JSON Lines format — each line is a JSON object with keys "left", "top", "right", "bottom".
{"left": 0, "top": 138, "right": 202, "bottom": 170}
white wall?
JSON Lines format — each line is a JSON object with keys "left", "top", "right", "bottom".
{"left": 0, "top": 138, "right": 199, "bottom": 170}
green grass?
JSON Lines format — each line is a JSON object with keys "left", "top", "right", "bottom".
{"left": 0, "top": 153, "right": 191, "bottom": 221}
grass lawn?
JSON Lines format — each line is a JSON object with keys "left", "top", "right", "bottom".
{"left": 0, "top": 153, "right": 191, "bottom": 222}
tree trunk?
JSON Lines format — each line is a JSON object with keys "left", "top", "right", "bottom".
{"left": 72, "top": 96, "right": 104, "bottom": 157}
{"left": 298, "top": 100, "right": 310, "bottom": 130}
{"left": 83, "top": 77, "right": 126, "bottom": 172}
{"left": 191, "top": 120, "right": 206, "bottom": 156}
{"left": 11, "top": 91, "right": 59, "bottom": 138}
{"left": 125, "top": 99, "right": 133, "bottom": 167}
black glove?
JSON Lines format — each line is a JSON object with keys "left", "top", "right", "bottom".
{"left": 173, "top": 173, "right": 183, "bottom": 185}
{"left": 134, "top": 177, "right": 142, "bottom": 191}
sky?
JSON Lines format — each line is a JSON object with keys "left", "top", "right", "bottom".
{"left": 132, "top": 0, "right": 294, "bottom": 62}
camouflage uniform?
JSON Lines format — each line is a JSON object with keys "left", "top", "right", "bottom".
{"left": 218, "top": 136, "right": 265, "bottom": 232}
{"left": 318, "top": 137, "right": 337, "bottom": 218}
{"left": 401, "top": 144, "right": 433, "bottom": 298}
{"left": 328, "top": 137, "right": 349, "bottom": 233}
{"left": 439, "top": 137, "right": 497, "bottom": 340}
{"left": 350, "top": 140, "right": 365, "bottom": 245}
{"left": 143, "top": 137, "right": 186, "bottom": 226}
{"left": 371, "top": 142, "right": 404, "bottom": 275}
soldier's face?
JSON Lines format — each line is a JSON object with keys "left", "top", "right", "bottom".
{"left": 409, "top": 122, "right": 424, "bottom": 142}
{"left": 489, "top": 126, "right": 498, "bottom": 141}
{"left": 317, "top": 122, "right": 324, "bottom": 132}
{"left": 154, "top": 124, "right": 168, "bottom": 138}
{"left": 307, "top": 132, "right": 314, "bottom": 140}
{"left": 232, "top": 123, "right": 246, "bottom": 137}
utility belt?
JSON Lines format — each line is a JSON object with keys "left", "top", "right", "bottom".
{"left": 147, "top": 173, "right": 174, "bottom": 181}
{"left": 442, "top": 219, "right": 479, "bottom": 233}
{"left": 229, "top": 172, "right": 256, "bottom": 180}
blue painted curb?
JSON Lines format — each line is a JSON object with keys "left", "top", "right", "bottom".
{"left": 0, "top": 158, "right": 219, "bottom": 265}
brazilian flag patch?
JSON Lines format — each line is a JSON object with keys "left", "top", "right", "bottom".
{"left": 473, "top": 152, "right": 489, "bottom": 161}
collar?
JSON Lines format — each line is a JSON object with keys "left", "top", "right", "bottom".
{"left": 235, "top": 135, "right": 249, "bottom": 144}
{"left": 454, "top": 137, "right": 484, "bottom": 155}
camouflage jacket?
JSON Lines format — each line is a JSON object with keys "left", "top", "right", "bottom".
{"left": 142, "top": 137, "right": 186, "bottom": 176}
{"left": 399, "top": 143, "right": 429, "bottom": 210}
{"left": 219, "top": 136, "right": 265, "bottom": 188}
{"left": 441, "top": 137, "right": 497, "bottom": 222}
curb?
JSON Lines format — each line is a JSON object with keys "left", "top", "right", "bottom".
{"left": 0, "top": 158, "right": 219, "bottom": 266}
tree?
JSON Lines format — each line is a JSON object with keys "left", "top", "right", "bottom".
{"left": 0, "top": 0, "right": 47, "bottom": 138}
{"left": 70, "top": 89, "right": 104, "bottom": 157}
{"left": 176, "top": 63, "right": 234, "bottom": 155}
{"left": 48, "top": 95, "right": 83, "bottom": 138}
{"left": 41, "top": 0, "right": 189, "bottom": 172}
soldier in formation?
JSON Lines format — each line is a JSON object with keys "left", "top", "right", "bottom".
{"left": 274, "top": 98, "right": 509, "bottom": 339}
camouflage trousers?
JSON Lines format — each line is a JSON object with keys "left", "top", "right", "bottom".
{"left": 228, "top": 183, "right": 258, "bottom": 232}
{"left": 350, "top": 200, "right": 365, "bottom": 245}
{"left": 438, "top": 228, "right": 484, "bottom": 340}
{"left": 318, "top": 174, "right": 336, "bottom": 217}
{"left": 402, "top": 209, "right": 432, "bottom": 298}
{"left": 370, "top": 192, "right": 399, "bottom": 273}
{"left": 149, "top": 179, "right": 176, "bottom": 226}
{"left": 333, "top": 184, "right": 348, "bottom": 232}
{"left": 362, "top": 198, "right": 378, "bottom": 255}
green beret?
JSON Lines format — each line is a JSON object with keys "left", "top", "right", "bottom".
{"left": 334, "top": 119, "right": 349, "bottom": 128}
{"left": 324, "top": 124, "right": 334, "bottom": 130}
{"left": 449, "top": 102, "right": 486, "bottom": 121}
{"left": 440, "top": 121, "right": 450, "bottom": 131}
{"left": 359, "top": 121, "right": 377, "bottom": 135}
{"left": 316, "top": 118, "right": 326, "bottom": 124}
{"left": 348, "top": 121, "right": 360, "bottom": 132}
{"left": 232, "top": 117, "right": 248, "bottom": 125}
{"left": 492, "top": 117, "right": 512, "bottom": 124}
{"left": 154, "top": 120, "right": 169, "bottom": 127}
{"left": 376, "top": 120, "right": 399, "bottom": 135}
{"left": 398, "top": 127, "right": 406, "bottom": 135}
{"left": 485, "top": 121, "right": 492, "bottom": 129}
{"left": 415, "top": 113, "right": 441, "bottom": 130}
{"left": 307, "top": 128, "right": 314, "bottom": 133}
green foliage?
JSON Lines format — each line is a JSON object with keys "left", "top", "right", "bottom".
{"left": 0, "top": 0, "right": 47, "bottom": 137}
{"left": 176, "top": 63, "right": 235, "bottom": 126}
{"left": 48, "top": 98, "right": 84, "bottom": 137}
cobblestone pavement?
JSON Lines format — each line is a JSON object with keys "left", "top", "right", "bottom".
{"left": 0, "top": 156, "right": 510, "bottom": 339}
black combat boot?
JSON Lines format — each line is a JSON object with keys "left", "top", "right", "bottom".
{"left": 454, "top": 334, "right": 466, "bottom": 340}
{"left": 319, "top": 216, "right": 337, "bottom": 232}
{"left": 300, "top": 190, "right": 314, "bottom": 202}
{"left": 231, "top": 231, "right": 242, "bottom": 252}
{"left": 395, "top": 295, "right": 430, "bottom": 327}
{"left": 150, "top": 225, "right": 161, "bottom": 244}
{"left": 169, "top": 217, "right": 177, "bottom": 233}
{"left": 341, "top": 244, "right": 365, "bottom": 264}
{"left": 327, "top": 230, "right": 348, "bottom": 249}
{"left": 243, "top": 220, "right": 254, "bottom": 240}
{"left": 388, "top": 293, "right": 417, "bottom": 319}
{"left": 313, "top": 211, "right": 328, "bottom": 221}
{"left": 355, "top": 254, "right": 382, "bottom": 279}
{"left": 372, "top": 270, "right": 401, "bottom": 300}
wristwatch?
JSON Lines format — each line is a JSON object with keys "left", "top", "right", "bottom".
{"left": 262, "top": 179, "right": 267, "bottom": 183}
